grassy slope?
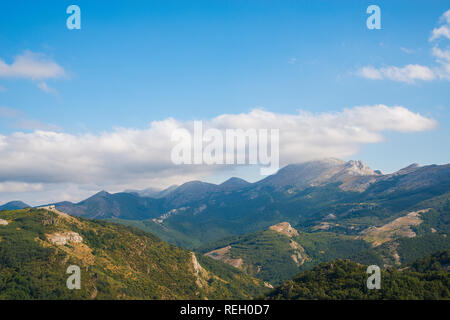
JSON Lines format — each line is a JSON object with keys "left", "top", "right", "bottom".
{"left": 197, "top": 228, "right": 384, "bottom": 285}
{"left": 109, "top": 192, "right": 449, "bottom": 287}
{"left": 106, "top": 217, "right": 201, "bottom": 249}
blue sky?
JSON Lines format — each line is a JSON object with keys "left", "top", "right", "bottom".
{"left": 0, "top": 1, "right": 449, "bottom": 204}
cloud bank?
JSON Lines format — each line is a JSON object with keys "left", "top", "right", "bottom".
{"left": 0, "top": 105, "right": 436, "bottom": 204}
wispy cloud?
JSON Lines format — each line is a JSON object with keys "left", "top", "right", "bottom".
{"left": 0, "top": 106, "right": 60, "bottom": 131}
{"left": 0, "top": 106, "right": 22, "bottom": 118}
{"left": 357, "top": 65, "right": 435, "bottom": 83}
{"left": 400, "top": 47, "right": 415, "bottom": 54}
{"left": 37, "top": 81, "right": 59, "bottom": 95}
{"left": 431, "top": 46, "right": 450, "bottom": 80}
{"left": 430, "top": 10, "right": 450, "bottom": 41}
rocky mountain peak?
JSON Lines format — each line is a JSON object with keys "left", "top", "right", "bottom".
{"left": 343, "top": 160, "right": 378, "bottom": 176}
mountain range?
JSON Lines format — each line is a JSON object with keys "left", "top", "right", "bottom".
{"left": 2, "top": 158, "right": 449, "bottom": 288}
{"left": 0, "top": 158, "right": 449, "bottom": 299}
{"left": 44, "top": 159, "right": 449, "bottom": 245}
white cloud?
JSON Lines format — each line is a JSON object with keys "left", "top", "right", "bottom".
{"left": 430, "top": 10, "right": 450, "bottom": 41}
{"left": 358, "top": 64, "right": 435, "bottom": 83}
{"left": 432, "top": 46, "right": 450, "bottom": 80}
{"left": 441, "top": 9, "right": 450, "bottom": 23}
{"left": 0, "top": 105, "right": 436, "bottom": 204}
{"left": 430, "top": 25, "right": 450, "bottom": 41}
{"left": 0, "top": 51, "right": 66, "bottom": 80}
{"left": 358, "top": 66, "right": 383, "bottom": 80}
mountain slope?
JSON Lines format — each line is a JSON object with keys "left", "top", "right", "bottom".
{"left": 218, "top": 177, "right": 251, "bottom": 191}
{"left": 194, "top": 200, "right": 449, "bottom": 285}
{"left": 0, "top": 208, "right": 266, "bottom": 299}
{"left": 258, "top": 158, "right": 380, "bottom": 191}
{"left": 149, "top": 161, "right": 449, "bottom": 246}
{"left": 198, "top": 222, "right": 383, "bottom": 285}
{"left": 54, "top": 191, "right": 163, "bottom": 220}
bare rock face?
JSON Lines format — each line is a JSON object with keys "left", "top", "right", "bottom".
{"left": 190, "top": 252, "right": 211, "bottom": 288}
{"left": 359, "top": 209, "right": 430, "bottom": 247}
{"left": 0, "top": 219, "right": 8, "bottom": 225}
{"left": 269, "top": 222, "right": 299, "bottom": 238}
{"left": 343, "top": 160, "right": 379, "bottom": 176}
{"left": 204, "top": 246, "right": 244, "bottom": 268}
{"left": 259, "top": 158, "right": 382, "bottom": 192}
{"left": 47, "top": 231, "right": 83, "bottom": 245}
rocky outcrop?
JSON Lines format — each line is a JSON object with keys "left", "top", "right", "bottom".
{"left": 204, "top": 246, "right": 244, "bottom": 268}
{"left": 190, "top": 252, "right": 211, "bottom": 288}
{"left": 47, "top": 231, "right": 83, "bottom": 245}
{"left": 289, "top": 239, "right": 311, "bottom": 266}
{"left": 359, "top": 209, "right": 430, "bottom": 246}
{"left": 269, "top": 222, "right": 299, "bottom": 238}
{"left": 259, "top": 158, "right": 382, "bottom": 192}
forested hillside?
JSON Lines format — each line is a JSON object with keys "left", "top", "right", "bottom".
{"left": 0, "top": 208, "right": 267, "bottom": 299}
{"left": 265, "top": 249, "right": 450, "bottom": 300}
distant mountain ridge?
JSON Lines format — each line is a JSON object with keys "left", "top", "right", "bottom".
{"left": 125, "top": 185, "right": 179, "bottom": 198}
{"left": 0, "top": 201, "right": 30, "bottom": 211}
{"left": 51, "top": 159, "right": 448, "bottom": 217}
{"left": 55, "top": 190, "right": 162, "bottom": 220}
{"left": 42, "top": 158, "right": 450, "bottom": 248}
